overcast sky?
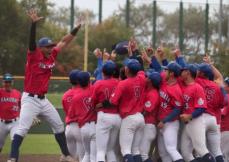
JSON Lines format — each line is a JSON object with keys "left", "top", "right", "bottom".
{"left": 49, "top": 0, "right": 229, "bottom": 19}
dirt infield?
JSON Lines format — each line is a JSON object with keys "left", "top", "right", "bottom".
{"left": 0, "top": 154, "right": 60, "bottom": 162}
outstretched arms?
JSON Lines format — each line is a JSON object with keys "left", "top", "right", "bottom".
{"left": 27, "top": 9, "right": 43, "bottom": 51}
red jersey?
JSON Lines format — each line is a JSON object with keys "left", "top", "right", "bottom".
{"left": 62, "top": 87, "right": 79, "bottom": 124}
{"left": 69, "top": 86, "right": 96, "bottom": 128}
{"left": 24, "top": 47, "right": 60, "bottom": 95}
{"left": 158, "top": 82, "right": 183, "bottom": 121}
{"left": 91, "top": 78, "right": 119, "bottom": 114}
{"left": 221, "top": 94, "right": 229, "bottom": 131}
{"left": 110, "top": 71, "right": 146, "bottom": 118}
{"left": 196, "top": 77, "right": 224, "bottom": 124}
{"left": 143, "top": 88, "right": 159, "bottom": 124}
{"left": 182, "top": 82, "right": 207, "bottom": 114}
{"left": 0, "top": 88, "right": 21, "bottom": 120}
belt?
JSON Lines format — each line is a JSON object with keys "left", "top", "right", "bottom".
{"left": 28, "top": 93, "right": 45, "bottom": 100}
{"left": 0, "top": 118, "right": 18, "bottom": 124}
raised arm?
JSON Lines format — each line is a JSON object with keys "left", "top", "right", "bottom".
{"left": 27, "top": 9, "right": 43, "bottom": 51}
{"left": 56, "top": 18, "right": 82, "bottom": 50}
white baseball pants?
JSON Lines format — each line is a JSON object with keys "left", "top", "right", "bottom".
{"left": 96, "top": 111, "right": 121, "bottom": 162}
{"left": 221, "top": 131, "right": 229, "bottom": 162}
{"left": 80, "top": 122, "right": 96, "bottom": 162}
{"left": 119, "top": 113, "right": 145, "bottom": 156}
{"left": 65, "top": 122, "right": 85, "bottom": 161}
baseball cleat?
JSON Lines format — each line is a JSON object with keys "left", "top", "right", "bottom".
{"left": 60, "top": 155, "right": 77, "bottom": 162}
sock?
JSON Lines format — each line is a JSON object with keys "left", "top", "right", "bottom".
{"left": 215, "top": 155, "right": 224, "bottom": 162}
{"left": 174, "top": 159, "right": 185, "bottom": 162}
{"left": 123, "top": 154, "right": 134, "bottom": 162}
{"left": 133, "top": 154, "right": 142, "bottom": 162}
{"left": 10, "top": 134, "right": 24, "bottom": 161}
{"left": 55, "top": 132, "right": 70, "bottom": 156}
{"left": 202, "top": 153, "right": 215, "bottom": 162}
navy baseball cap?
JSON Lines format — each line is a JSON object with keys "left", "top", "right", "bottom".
{"left": 148, "top": 72, "right": 162, "bottom": 88}
{"left": 145, "top": 68, "right": 156, "bottom": 77}
{"left": 163, "top": 62, "right": 182, "bottom": 77}
{"left": 224, "top": 77, "right": 229, "bottom": 86}
{"left": 182, "top": 64, "right": 198, "bottom": 75}
{"left": 69, "top": 69, "right": 80, "bottom": 84}
{"left": 77, "top": 71, "right": 90, "bottom": 87}
{"left": 113, "top": 41, "right": 129, "bottom": 55}
{"left": 198, "top": 63, "right": 214, "bottom": 80}
{"left": 102, "top": 60, "right": 116, "bottom": 76}
{"left": 38, "top": 37, "right": 56, "bottom": 47}
{"left": 3, "top": 73, "right": 13, "bottom": 82}
{"left": 124, "top": 59, "right": 141, "bottom": 73}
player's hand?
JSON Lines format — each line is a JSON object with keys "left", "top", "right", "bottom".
{"left": 110, "top": 50, "right": 116, "bottom": 61}
{"left": 94, "top": 48, "right": 102, "bottom": 58}
{"left": 141, "top": 49, "right": 151, "bottom": 64}
{"left": 157, "top": 121, "right": 164, "bottom": 129}
{"left": 203, "top": 54, "right": 214, "bottom": 65}
{"left": 180, "top": 114, "right": 192, "bottom": 123}
{"left": 156, "top": 47, "right": 165, "bottom": 61}
{"left": 103, "top": 48, "right": 110, "bottom": 61}
{"left": 172, "top": 48, "right": 181, "bottom": 58}
{"left": 27, "top": 9, "right": 43, "bottom": 23}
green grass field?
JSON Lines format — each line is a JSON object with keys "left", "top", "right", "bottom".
{"left": 2, "top": 134, "right": 60, "bottom": 154}
{"left": 46, "top": 93, "right": 63, "bottom": 108}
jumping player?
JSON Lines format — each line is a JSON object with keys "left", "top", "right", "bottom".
{"left": 69, "top": 71, "right": 97, "bottom": 162}
{"left": 0, "top": 73, "right": 21, "bottom": 153}
{"left": 62, "top": 69, "right": 85, "bottom": 161}
{"left": 7, "top": 9, "right": 81, "bottom": 162}
{"left": 92, "top": 60, "right": 121, "bottom": 162}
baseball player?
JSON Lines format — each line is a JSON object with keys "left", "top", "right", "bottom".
{"left": 106, "top": 59, "right": 145, "bottom": 162}
{"left": 196, "top": 63, "right": 225, "bottom": 162}
{"left": 69, "top": 71, "right": 97, "bottom": 162}
{"left": 179, "top": 64, "right": 215, "bottom": 162}
{"left": 156, "top": 62, "right": 184, "bottom": 162}
{"left": 140, "top": 71, "right": 161, "bottom": 162}
{"left": 0, "top": 73, "right": 21, "bottom": 153}
{"left": 221, "top": 77, "right": 229, "bottom": 162}
{"left": 62, "top": 69, "right": 85, "bottom": 161}
{"left": 92, "top": 60, "right": 121, "bottom": 162}
{"left": 7, "top": 9, "right": 81, "bottom": 162}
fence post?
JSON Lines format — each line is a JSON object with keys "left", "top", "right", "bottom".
{"left": 205, "top": 1, "right": 209, "bottom": 53}
{"left": 70, "top": 0, "right": 75, "bottom": 30}
{"left": 153, "top": 0, "right": 157, "bottom": 48}
{"left": 99, "top": 0, "right": 102, "bottom": 24}
{"left": 179, "top": 1, "right": 184, "bottom": 51}
{"left": 126, "top": 0, "right": 130, "bottom": 28}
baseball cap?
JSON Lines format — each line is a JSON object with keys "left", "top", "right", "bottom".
{"left": 182, "top": 64, "right": 198, "bottom": 75}
{"left": 69, "top": 69, "right": 80, "bottom": 85}
{"left": 124, "top": 59, "right": 141, "bottom": 74}
{"left": 3, "top": 73, "right": 13, "bottom": 82}
{"left": 77, "top": 71, "right": 90, "bottom": 87}
{"left": 38, "top": 37, "right": 56, "bottom": 47}
{"left": 148, "top": 72, "right": 162, "bottom": 88}
{"left": 145, "top": 68, "right": 156, "bottom": 77}
{"left": 163, "top": 62, "right": 182, "bottom": 77}
{"left": 224, "top": 77, "right": 229, "bottom": 86}
{"left": 102, "top": 60, "right": 116, "bottom": 76}
{"left": 113, "top": 41, "right": 129, "bottom": 55}
{"left": 198, "top": 63, "right": 214, "bottom": 80}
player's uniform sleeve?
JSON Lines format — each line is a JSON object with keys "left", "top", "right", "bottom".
{"left": 149, "top": 56, "right": 162, "bottom": 72}
{"left": 144, "top": 91, "right": 159, "bottom": 113}
{"left": 91, "top": 82, "right": 100, "bottom": 106}
{"left": 193, "top": 85, "right": 207, "bottom": 109}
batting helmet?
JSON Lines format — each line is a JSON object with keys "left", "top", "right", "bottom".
{"left": 102, "top": 60, "right": 116, "bottom": 76}
{"left": 69, "top": 69, "right": 80, "bottom": 85}
{"left": 38, "top": 37, "right": 56, "bottom": 47}
{"left": 163, "top": 62, "right": 182, "bottom": 77}
{"left": 3, "top": 73, "right": 14, "bottom": 82}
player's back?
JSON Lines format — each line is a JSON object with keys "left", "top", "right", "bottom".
{"left": 110, "top": 71, "right": 146, "bottom": 118}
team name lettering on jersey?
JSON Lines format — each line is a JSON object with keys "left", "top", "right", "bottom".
{"left": 159, "top": 90, "right": 170, "bottom": 109}
{"left": 39, "top": 62, "right": 55, "bottom": 69}
{"left": 0, "top": 97, "right": 18, "bottom": 103}
{"left": 183, "top": 95, "right": 191, "bottom": 109}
